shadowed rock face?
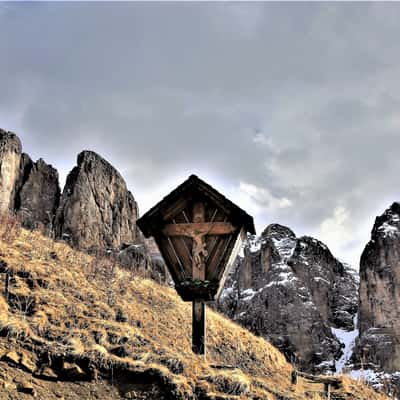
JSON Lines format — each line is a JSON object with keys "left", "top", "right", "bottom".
{"left": 0, "top": 130, "right": 61, "bottom": 229}
{"left": 55, "top": 151, "right": 140, "bottom": 252}
{"left": 16, "top": 156, "right": 60, "bottom": 230}
{"left": 218, "top": 223, "right": 358, "bottom": 373}
{"left": 354, "top": 202, "right": 400, "bottom": 373}
{"left": 0, "top": 130, "right": 22, "bottom": 214}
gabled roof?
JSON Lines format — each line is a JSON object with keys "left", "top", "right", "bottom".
{"left": 137, "top": 174, "right": 256, "bottom": 237}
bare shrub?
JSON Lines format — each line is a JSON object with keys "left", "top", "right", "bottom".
{"left": 0, "top": 213, "right": 22, "bottom": 243}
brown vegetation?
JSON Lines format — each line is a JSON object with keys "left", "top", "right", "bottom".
{"left": 0, "top": 214, "right": 390, "bottom": 399}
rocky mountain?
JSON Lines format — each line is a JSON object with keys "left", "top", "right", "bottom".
{"left": 0, "top": 130, "right": 141, "bottom": 252}
{"left": 218, "top": 223, "right": 358, "bottom": 374}
{"left": 0, "top": 129, "right": 168, "bottom": 282}
{"left": 353, "top": 202, "right": 400, "bottom": 382}
{"left": 0, "top": 130, "right": 61, "bottom": 231}
{"left": 0, "top": 130, "right": 23, "bottom": 214}
{"left": 16, "top": 156, "right": 60, "bottom": 231}
{"left": 55, "top": 150, "right": 140, "bottom": 252}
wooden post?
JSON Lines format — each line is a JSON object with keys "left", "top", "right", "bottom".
{"left": 192, "top": 202, "right": 206, "bottom": 356}
{"left": 324, "top": 383, "right": 331, "bottom": 400}
{"left": 291, "top": 370, "right": 298, "bottom": 385}
{"left": 192, "top": 301, "right": 205, "bottom": 354}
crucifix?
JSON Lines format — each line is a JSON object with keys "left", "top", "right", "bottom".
{"left": 162, "top": 202, "right": 235, "bottom": 355}
{"left": 136, "top": 174, "right": 255, "bottom": 358}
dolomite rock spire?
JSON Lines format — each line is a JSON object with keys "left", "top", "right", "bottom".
{"left": 355, "top": 202, "right": 400, "bottom": 373}
{"left": 55, "top": 150, "right": 140, "bottom": 252}
{"left": 0, "top": 129, "right": 22, "bottom": 214}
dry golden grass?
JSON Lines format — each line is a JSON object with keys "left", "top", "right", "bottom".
{"left": 0, "top": 218, "right": 390, "bottom": 399}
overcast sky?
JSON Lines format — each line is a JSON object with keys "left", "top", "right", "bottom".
{"left": 1, "top": 2, "right": 400, "bottom": 268}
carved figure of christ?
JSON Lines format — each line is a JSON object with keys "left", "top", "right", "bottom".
{"left": 162, "top": 202, "right": 236, "bottom": 279}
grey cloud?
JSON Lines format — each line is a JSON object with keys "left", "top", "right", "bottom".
{"left": 2, "top": 2, "right": 400, "bottom": 266}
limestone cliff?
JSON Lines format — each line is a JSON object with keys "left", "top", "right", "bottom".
{"left": 0, "top": 130, "right": 22, "bottom": 214}
{"left": 218, "top": 224, "right": 358, "bottom": 373}
{"left": 16, "top": 156, "right": 60, "bottom": 230}
{"left": 55, "top": 151, "right": 140, "bottom": 252}
{"left": 0, "top": 130, "right": 60, "bottom": 230}
{"left": 355, "top": 202, "right": 400, "bottom": 373}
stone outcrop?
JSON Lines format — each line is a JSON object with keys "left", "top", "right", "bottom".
{"left": 0, "top": 130, "right": 22, "bottom": 214}
{"left": 0, "top": 129, "right": 169, "bottom": 284}
{"left": 218, "top": 223, "right": 358, "bottom": 373}
{"left": 354, "top": 202, "right": 400, "bottom": 373}
{"left": 55, "top": 151, "right": 140, "bottom": 252}
{"left": 16, "top": 155, "right": 60, "bottom": 230}
{"left": 0, "top": 130, "right": 60, "bottom": 230}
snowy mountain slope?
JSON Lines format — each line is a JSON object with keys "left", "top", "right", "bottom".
{"left": 218, "top": 224, "right": 359, "bottom": 374}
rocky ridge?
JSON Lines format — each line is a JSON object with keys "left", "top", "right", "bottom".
{"left": 350, "top": 202, "right": 400, "bottom": 395}
{"left": 16, "top": 155, "right": 60, "bottom": 231}
{"left": 218, "top": 223, "right": 358, "bottom": 374}
{"left": 0, "top": 129, "right": 167, "bottom": 281}
{"left": 0, "top": 130, "right": 23, "bottom": 214}
{"left": 0, "top": 129, "right": 60, "bottom": 232}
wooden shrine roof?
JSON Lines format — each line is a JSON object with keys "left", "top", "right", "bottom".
{"left": 137, "top": 174, "right": 256, "bottom": 237}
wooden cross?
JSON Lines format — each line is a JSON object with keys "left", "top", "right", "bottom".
{"left": 162, "top": 202, "right": 236, "bottom": 355}
{"left": 163, "top": 203, "right": 235, "bottom": 275}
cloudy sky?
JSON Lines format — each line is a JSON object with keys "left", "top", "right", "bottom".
{"left": 1, "top": 2, "right": 400, "bottom": 267}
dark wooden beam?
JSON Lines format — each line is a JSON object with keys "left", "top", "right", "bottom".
{"left": 192, "top": 301, "right": 205, "bottom": 355}
{"left": 192, "top": 202, "right": 206, "bottom": 356}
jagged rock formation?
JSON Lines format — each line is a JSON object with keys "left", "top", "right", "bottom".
{"left": 0, "top": 129, "right": 170, "bottom": 284}
{"left": 55, "top": 151, "right": 140, "bottom": 252}
{"left": 218, "top": 223, "right": 358, "bottom": 373}
{"left": 0, "top": 130, "right": 60, "bottom": 229}
{"left": 0, "top": 130, "right": 22, "bottom": 214}
{"left": 16, "top": 156, "right": 60, "bottom": 230}
{"left": 354, "top": 202, "right": 400, "bottom": 373}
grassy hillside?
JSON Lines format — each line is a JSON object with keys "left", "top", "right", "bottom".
{"left": 0, "top": 217, "right": 389, "bottom": 399}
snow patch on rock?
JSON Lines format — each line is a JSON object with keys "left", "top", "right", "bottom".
{"left": 376, "top": 209, "right": 400, "bottom": 238}
{"left": 378, "top": 221, "right": 399, "bottom": 237}
{"left": 272, "top": 236, "right": 296, "bottom": 260}
{"left": 332, "top": 314, "right": 359, "bottom": 373}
